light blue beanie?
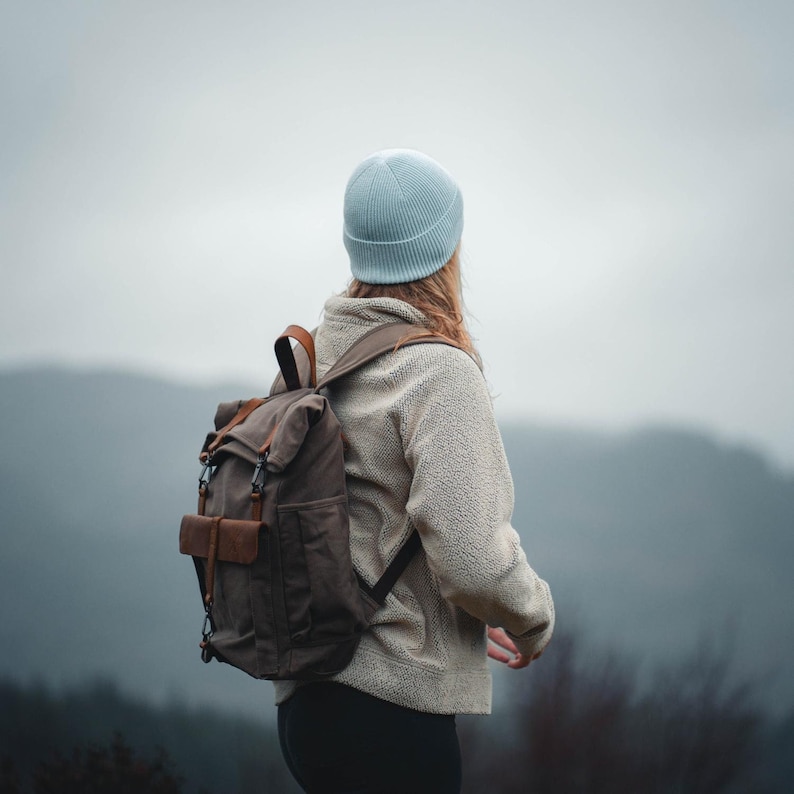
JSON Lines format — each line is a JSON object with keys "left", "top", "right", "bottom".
{"left": 343, "top": 149, "right": 464, "bottom": 285}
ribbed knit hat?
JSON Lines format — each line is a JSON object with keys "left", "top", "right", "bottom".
{"left": 343, "top": 149, "right": 464, "bottom": 285}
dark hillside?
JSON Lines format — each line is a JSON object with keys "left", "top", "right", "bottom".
{"left": 2, "top": 367, "right": 793, "bottom": 720}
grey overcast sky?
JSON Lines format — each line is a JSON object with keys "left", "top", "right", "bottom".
{"left": 2, "top": 1, "right": 793, "bottom": 467}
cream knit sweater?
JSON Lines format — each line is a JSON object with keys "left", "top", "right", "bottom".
{"left": 272, "top": 296, "right": 554, "bottom": 714}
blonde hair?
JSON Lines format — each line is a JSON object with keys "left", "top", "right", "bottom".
{"left": 346, "top": 248, "right": 480, "bottom": 365}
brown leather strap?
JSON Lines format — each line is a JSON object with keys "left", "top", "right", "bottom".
{"left": 251, "top": 492, "right": 262, "bottom": 522}
{"left": 257, "top": 423, "right": 279, "bottom": 457}
{"left": 203, "top": 397, "right": 266, "bottom": 459}
{"left": 275, "top": 325, "right": 317, "bottom": 391}
{"left": 204, "top": 516, "right": 221, "bottom": 608}
{"left": 198, "top": 485, "right": 207, "bottom": 516}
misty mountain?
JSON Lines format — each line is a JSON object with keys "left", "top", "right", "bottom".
{"left": 1, "top": 367, "right": 792, "bottom": 721}
{"left": 502, "top": 423, "right": 794, "bottom": 711}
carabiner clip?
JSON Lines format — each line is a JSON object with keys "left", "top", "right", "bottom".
{"left": 251, "top": 451, "right": 269, "bottom": 495}
{"left": 199, "top": 459, "right": 214, "bottom": 489}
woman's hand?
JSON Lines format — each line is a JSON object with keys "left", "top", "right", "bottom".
{"left": 486, "top": 626, "right": 542, "bottom": 670}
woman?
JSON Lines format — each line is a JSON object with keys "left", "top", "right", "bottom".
{"left": 275, "top": 149, "right": 554, "bottom": 793}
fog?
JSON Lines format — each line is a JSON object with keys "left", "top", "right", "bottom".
{"left": 2, "top": 0, "right": 792, "bottom": 466}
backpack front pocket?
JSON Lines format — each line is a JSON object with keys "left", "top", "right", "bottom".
{"left": 277, "top": 495, "right": 365, "bottom": 645}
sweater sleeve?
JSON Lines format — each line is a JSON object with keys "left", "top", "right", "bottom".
{"left": 398, "top": 344, "right": 555, "bottom": 658}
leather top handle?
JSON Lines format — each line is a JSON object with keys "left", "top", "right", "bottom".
{"left": 275, "top": 325, "right": 317, "bottom": 390}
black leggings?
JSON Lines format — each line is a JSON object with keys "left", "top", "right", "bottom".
{"left": 277, "top": 682, "right": 462, "bottom": 793}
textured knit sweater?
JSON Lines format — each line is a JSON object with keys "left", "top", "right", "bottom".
{"left": 272, "top": 296, "right": 554, "bottom": 714}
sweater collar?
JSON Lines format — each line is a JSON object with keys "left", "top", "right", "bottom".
{"left": 322, "top": 296, "right": 428, "bottom": 329}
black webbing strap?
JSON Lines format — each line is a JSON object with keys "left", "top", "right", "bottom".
{"left": 358, "top": 530, "right": 422, "bottom": 605}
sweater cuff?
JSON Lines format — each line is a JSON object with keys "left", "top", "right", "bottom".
{"left": 506, "top": 615, "right": 554, "bottom": 658}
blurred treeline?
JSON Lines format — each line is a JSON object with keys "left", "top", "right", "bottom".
{"left": 2, "top": 627, "right": 792, "bottom": 794}
{"left": 0, "top": 677, "right": 299, "bottom": 794}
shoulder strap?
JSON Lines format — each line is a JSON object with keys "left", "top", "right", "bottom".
{"left": 270, "top": 321, "right": 451, "bottom": 602}
{"left": 317, "top": 322, "right": 452, "bottom": 390}
{"left": 319, "top": 323, "right": 449, "bottom": 601}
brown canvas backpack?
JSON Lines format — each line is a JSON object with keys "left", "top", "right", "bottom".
{"left": 179, "top": 322, "right": 437, "bottom": 680}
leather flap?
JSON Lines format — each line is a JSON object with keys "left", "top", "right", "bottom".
{"left": 179, "top": 514, "right": 263, "bottom": 564}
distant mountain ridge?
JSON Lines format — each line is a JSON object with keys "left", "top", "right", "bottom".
{"left": 1, "top": 367, "right": 792, "bottom": 718}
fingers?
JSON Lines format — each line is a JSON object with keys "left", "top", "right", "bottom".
{"left": 487, "top": 644, "right": 512, "bottom": 664}
{"left": 487, "top": 626, "right": 534, "bottom": 669}
{"left": 486, "top": 627, "right": 547, "bottom": 670}
{"left": 487, "top": 626, "right": 519, "bottom": 655}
